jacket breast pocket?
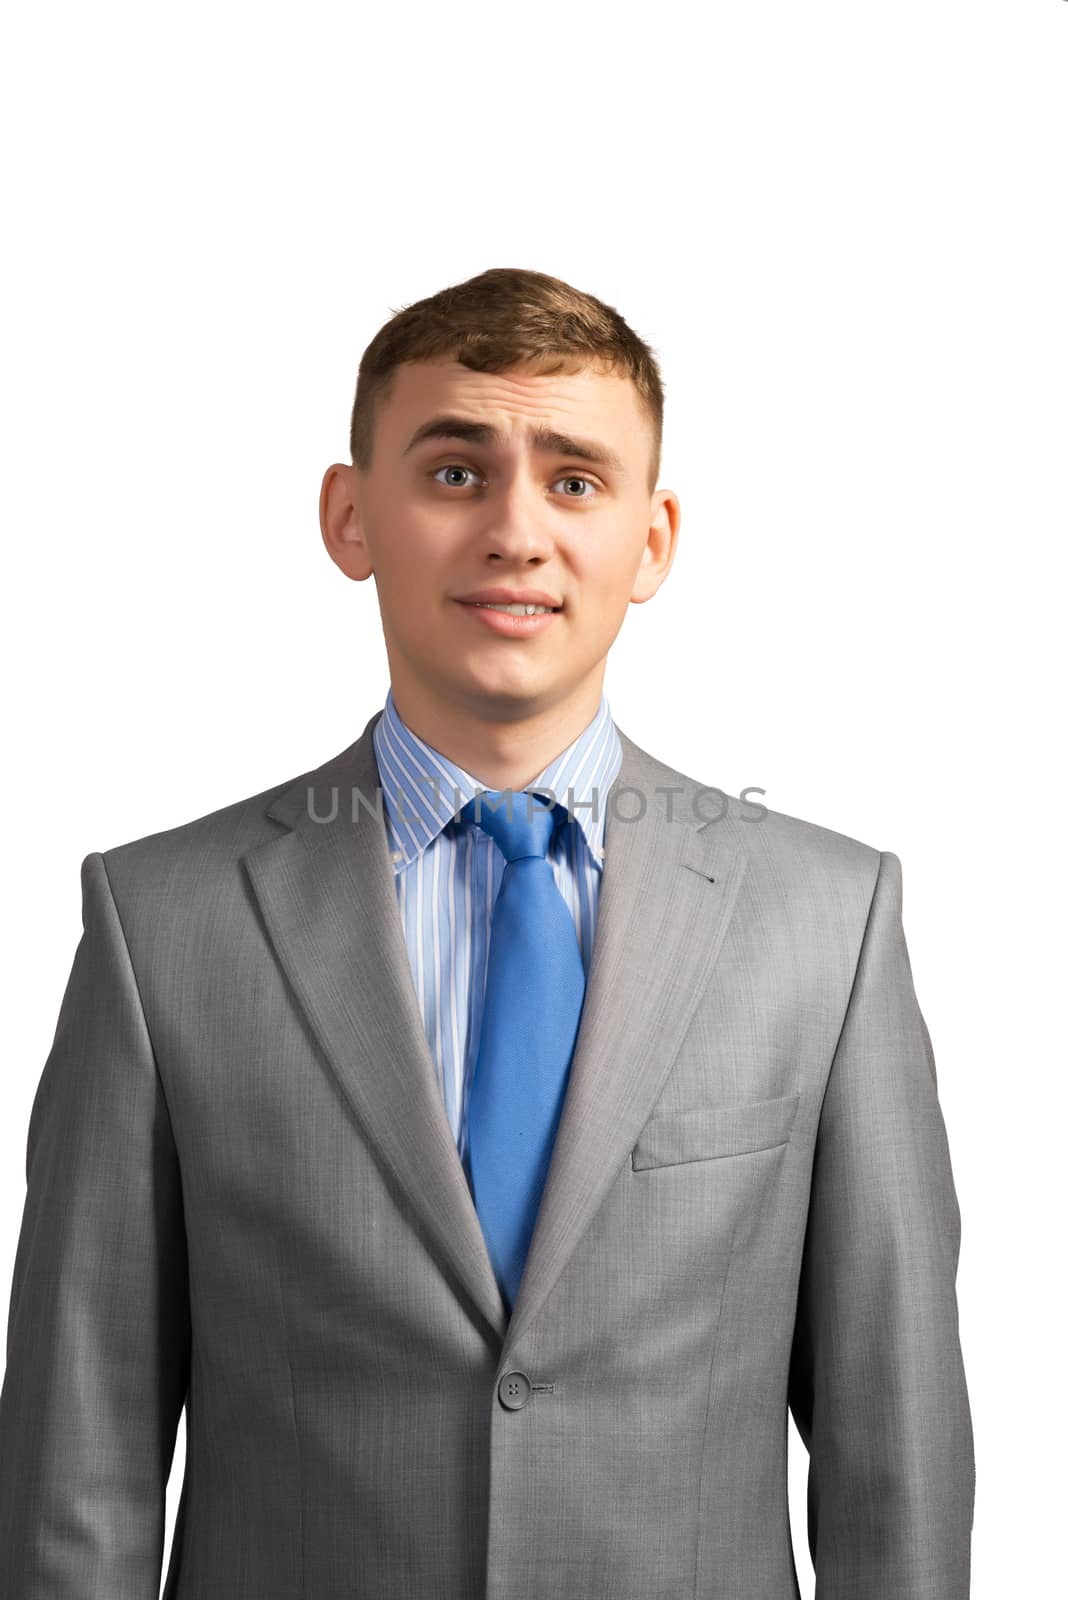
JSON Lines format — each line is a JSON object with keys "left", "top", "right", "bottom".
{"left": 631, "top": 1092, "right": 800, "bottom": 1171}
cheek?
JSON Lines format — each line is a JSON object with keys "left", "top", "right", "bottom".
{"left": 579, "top": 566, "right": 636, "bottom": 613}
{"left": 376, "top": 529, "right": 443, "bottom": 592}
{"left": 571, "top": 533, "right": 640, "bottom": 585}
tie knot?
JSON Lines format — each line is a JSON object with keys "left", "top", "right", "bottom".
{"left": 458, "top": 789, "right": 565, "bottom": 863}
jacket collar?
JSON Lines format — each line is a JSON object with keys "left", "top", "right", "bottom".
{"left": 371, "top": 685, "right": 622, "bottom": 872}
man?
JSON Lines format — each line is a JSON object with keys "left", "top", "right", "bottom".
{"left": 0, "top": 266, "right": 974, "bottom": 1598}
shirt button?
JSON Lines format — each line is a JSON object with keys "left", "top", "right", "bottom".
{"left": 391, "top": 850, "right": 403, "bottom": 863}
{"left": 497, "top": 1371, "right": 532, "bottom": 1411}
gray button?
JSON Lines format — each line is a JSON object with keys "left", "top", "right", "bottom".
{"left": 498, "top": 1371, "right": 532, "bottom": 1410}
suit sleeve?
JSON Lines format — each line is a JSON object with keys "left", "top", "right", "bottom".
{"left": 0, "top": 850, "right": 191, "bottom": 1597}
{"left": 787, "top": 849, "right": 975, "bottom": 1599}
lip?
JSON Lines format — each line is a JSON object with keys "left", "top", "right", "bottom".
{"left": 454, "top": 599, "right": 562, "bottom": 638}
{"left": 454, "top": 587, "right": 562, "bottom": 608}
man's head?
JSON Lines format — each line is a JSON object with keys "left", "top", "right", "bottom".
{"left": 320, "top": 266, "right": 680, "bottom": 735}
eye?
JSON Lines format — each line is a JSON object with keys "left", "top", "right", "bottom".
{"left": 552, "top": 473, "right": 598, "bottom": 499}
{"left": 430, "top": 464, "right": 599, "bottom": 499}
{"left": 431, "top": 464, "right": 482, "bottom": 486}
{"left": 433, "top": 464, "right": 483, "bottom": 489}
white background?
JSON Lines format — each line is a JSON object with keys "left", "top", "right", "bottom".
{"left": 2, "top": 2, "right": 1065, "bottom": 1592}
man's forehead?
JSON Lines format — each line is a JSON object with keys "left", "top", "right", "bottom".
{"left": 387, "top": 358, "right": 642, "bottom": 438}
{"left": 394, "top": 358, "right": 629, "bottom": 409}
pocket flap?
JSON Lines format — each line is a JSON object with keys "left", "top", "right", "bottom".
{"left": 632, "top": 1092, "right": 801, "bottom": 1171}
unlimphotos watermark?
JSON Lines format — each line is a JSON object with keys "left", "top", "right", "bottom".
{"left": 304, "top": 781, "right": 768, "bottom": 827}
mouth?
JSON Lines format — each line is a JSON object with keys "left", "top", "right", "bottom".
{"left": 454, "top": 599, "right": 563, "bottom": 636}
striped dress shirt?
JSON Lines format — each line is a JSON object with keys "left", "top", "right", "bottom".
{"left": 372, "top": 686, "right": 623, "bottom": 1167}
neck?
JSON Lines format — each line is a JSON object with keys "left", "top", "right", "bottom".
{"left": 387, "top": 675, "right": 606, "bottom": 792}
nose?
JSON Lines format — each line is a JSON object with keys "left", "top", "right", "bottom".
{"left": 476, "top": 472, "right": 558, "bottom": 564}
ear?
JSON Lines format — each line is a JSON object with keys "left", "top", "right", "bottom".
{"left": 320, "top": 463, "right": 374, "bottom": 581}
{"left": 630, "top": 489, "right": 681, "bottom": 604}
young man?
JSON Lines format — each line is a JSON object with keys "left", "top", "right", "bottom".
{"left": 0, "top": 267, "right": 975, "bottom": 1598}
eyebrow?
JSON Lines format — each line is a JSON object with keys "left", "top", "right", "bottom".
{"left": 401, "top": 414, "right": 627, "bottom": 477}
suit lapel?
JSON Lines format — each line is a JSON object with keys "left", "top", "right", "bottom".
{"left": 243, "top": 709, "right": 748, "bottom": 1353}
{"left": 243, "top": 711, "right": 508, "bottom": 1337}
{"left": 502, "top": 742, "right": 748, "bottom": 1352}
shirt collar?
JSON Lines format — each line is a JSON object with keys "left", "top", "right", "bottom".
{"left": 372, "top": 685, "right": 622, "bottom": 875}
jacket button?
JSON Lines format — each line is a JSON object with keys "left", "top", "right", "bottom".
{"left": 497, "top": 1371, "right": 532, "bottom": 1410}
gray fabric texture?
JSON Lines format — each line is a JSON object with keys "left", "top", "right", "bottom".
{"left": 0, "top": 708, "right": 975, "bottom": 1598}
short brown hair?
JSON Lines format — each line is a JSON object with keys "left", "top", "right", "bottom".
{"left": 349, "top": 267, "right": 665, "bottom": 493}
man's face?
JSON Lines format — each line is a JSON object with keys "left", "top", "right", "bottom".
{"left": 321, "top": 357, "right": 679, "bottom": 723}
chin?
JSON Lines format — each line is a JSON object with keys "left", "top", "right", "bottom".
{"left": 460, "top": 676, "right": 556, "bottom": 714}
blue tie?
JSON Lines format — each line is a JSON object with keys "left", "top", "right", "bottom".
{"left": 459, "top": 789, "right": 587, "bottom": 1312}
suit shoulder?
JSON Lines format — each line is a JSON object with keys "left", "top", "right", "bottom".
{"left": 737, "top": 797, "right": 882, "bottom": 877}
{"left": 90, "top": 761, "right": 313, "bottom": 905}
{"left": 629, "top": 739, "right": 883, "bottom": 890}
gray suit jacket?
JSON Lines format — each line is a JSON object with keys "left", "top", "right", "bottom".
{"left": 0, "top": 709, "right": 975, "bottom": 1598}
